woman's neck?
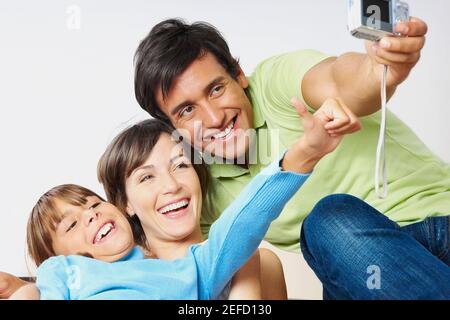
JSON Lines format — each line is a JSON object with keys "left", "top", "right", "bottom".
{"left": 145, "top": 228, "right": 204, "bottom": 260}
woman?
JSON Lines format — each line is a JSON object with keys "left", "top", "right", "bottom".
{"left": 96, "top": 119, "right": 287, "bottom": 299}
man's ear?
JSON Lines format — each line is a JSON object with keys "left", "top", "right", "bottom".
{"left": 236, "top": 65, "right": 249, "bottom": 89}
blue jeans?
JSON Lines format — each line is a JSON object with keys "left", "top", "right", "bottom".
{"left": 300, "top": 194, "right": 450, "bottom": 300}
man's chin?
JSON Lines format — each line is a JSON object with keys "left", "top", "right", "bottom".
{"left": 200, "top": 134, "right": 252, "bottom": 164}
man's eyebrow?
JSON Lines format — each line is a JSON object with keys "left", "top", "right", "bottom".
{"left": 170, "top": 101, "right": 194, "bottom": 117}
{"left": 204, "top": 76, "right": 226, "bottom": 96}
{"left": 169, "top": 76, "right": 226, "bottom": 116}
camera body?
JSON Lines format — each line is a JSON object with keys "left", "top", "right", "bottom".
{"left": 348, "top": 0, "right": 409, "bottom": 41}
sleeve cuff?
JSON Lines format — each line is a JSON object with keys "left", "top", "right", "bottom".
{"left": 261, "top": 149, "right": 312, "bottom": 178}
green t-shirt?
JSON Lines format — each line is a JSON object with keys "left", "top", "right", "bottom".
{"left": 201, "top": 50, "right": 450, "bottom": 253}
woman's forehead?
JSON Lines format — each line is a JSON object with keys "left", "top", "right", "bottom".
{"left": 148, "top": 135, "right": 185, "bottom": 162}
{"left": 129, "top": 134, "right": 188, "bottom": 178}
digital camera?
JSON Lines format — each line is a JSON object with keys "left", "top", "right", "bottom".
{"left": 348, "top": 0, "right": 410, "bottom": 41}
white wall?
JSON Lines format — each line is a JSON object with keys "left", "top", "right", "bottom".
{"left": 0, "top": 0, "right": 448, "bottom": 299}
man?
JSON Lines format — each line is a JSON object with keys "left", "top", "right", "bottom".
{"left": 133, "top": 18, "right": 450, "bottom": 299}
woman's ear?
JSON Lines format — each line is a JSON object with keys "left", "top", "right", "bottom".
{"left": 125, "top": 203, "right": 135, "bottom": 217}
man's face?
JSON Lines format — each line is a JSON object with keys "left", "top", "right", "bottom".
{"left": 156, "top": 53, "right": 254, "bottom": 161}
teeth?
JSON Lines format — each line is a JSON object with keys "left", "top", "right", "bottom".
{"left": 212, "top": 119, "right": 234, "bottom": 140}
{"left": 158, "top": 199, "right": 189, "bottom": 214}
{"left": 94, "top": 223, "right": 113, "bottom": 243}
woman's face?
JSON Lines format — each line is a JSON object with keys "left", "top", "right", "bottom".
{"left": 52, "top": 196, "right": 134, "bottom": 262}
{"left": 125, "top": 133, "right": 203, "bottom": 246}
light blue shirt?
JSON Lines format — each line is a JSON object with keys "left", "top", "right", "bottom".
{"left": 36, "top": 156, "right": 309, "bottom": 300}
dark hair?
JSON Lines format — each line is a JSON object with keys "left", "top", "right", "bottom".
{"left": 97, "top": 119, "right": 209, "bottom": 248}
{"left": 134, "top": 18, "right": 240, "bottom": 123}
{"left": 27, "top": 184, "right": 104, "bottom": 266}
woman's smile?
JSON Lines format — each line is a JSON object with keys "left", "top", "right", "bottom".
{"left": 157, "top": 197, "right": 191, "bottom": 219}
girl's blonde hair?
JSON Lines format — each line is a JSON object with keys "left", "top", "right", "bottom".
{"left": 27, "top": 184, "right": 103, "bottom": 266}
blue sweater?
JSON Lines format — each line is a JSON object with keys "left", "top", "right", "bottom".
{"left": 36, "top": 157, "right": 309, "bottom": 300}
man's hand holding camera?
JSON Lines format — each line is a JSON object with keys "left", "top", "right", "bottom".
{"left": 365, "top": 17, "right": 428, "bottom": 87}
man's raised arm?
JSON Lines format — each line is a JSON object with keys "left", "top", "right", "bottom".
{"left": 302, "top": 17, "right": 427, "bottom": 116}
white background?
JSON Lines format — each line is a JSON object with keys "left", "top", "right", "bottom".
{"left": 0, "top": 0, "right": 449, "bottom": 299}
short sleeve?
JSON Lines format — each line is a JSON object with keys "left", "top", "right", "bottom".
{"left": 249, "top": 50, "right": 332, "bottom": 130}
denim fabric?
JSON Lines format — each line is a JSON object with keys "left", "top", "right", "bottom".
{"left": 300, "top": 194, "right": 450, "bottom": 300}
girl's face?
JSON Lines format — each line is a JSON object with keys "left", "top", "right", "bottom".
{"left": 52, "top": 196, "right": 134, "bottom": 262}
{"left": 125, "top": 133, "right": 203, "bottom": 246}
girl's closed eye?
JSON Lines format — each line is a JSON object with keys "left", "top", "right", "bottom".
{"left": 89, "top": 202, "right": 101, "bottom": 210}
{"left": 66, "top": 220, "right": 77, "bottom": 233}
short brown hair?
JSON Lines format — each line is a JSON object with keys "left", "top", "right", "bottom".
{"left": 134, "top": 18, "right": 240, "bottom": 123}
{"left": 27, "top": 184, "right": 103, "bottom": 266}
{"left": 97, "top": 119, "right": 209, "bottom": 248}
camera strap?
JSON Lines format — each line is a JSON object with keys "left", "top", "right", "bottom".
{"left": 375, "top": 64, "right": 388, "bottom": 199}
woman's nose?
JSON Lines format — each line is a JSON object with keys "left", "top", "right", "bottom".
{"left": 161, "top": 173, "right": 181, "bottom": 195}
